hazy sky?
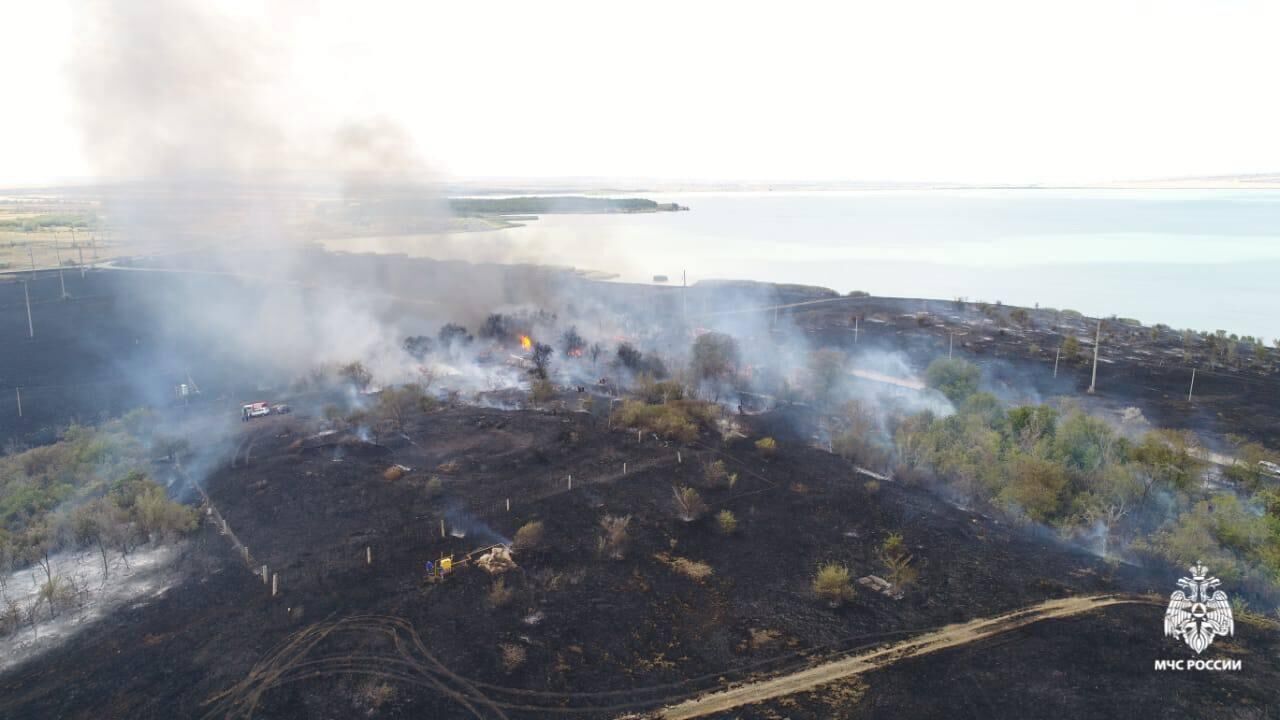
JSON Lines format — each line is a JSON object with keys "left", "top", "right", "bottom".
{"left": 3, "top": 0, "right": 1279, "bottom": 186}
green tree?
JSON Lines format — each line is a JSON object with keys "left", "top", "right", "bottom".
{"left": 807, "top": 349, "right": 847, "bottom": 405}
{"left": 690, "top": 332, "right": 740, "bottom": 400}
{"left": 1062, "top": 335, "right": 1081, "bottom": 362}
{"left": 998, "top": 453, "right": 1070, "bottom": 523}
{"left": 924, "top": 358, "right": 980, "bottom": 404}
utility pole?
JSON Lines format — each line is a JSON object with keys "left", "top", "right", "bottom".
{"left": 1187, "top": 367, "right": 1196, "bottom": 402}
{"left": 53, "top": 234, "right": 67, "bottom": 298}
{"left": 949, "top": 332, "right": 954, "bottom": 359}
{"left": 23, "top": 280, "right": 34, "bottom": 338}
{"left": 853, "top": 315, "right": 859, "bottom": 344}
{"left": 1053, "top": 346, "right": 1061, "bottom": 378}
{"left": 27, "top": 243, "right": 35, "bottom": 272}
{"left": 681, "top": 269, "right": 688, "bottom": 315}
{"left": 1087, "top": 318, "right": 1102, "bottom": 394}
{"left": 15, "top": 388, "right": 22, "bottom": 417}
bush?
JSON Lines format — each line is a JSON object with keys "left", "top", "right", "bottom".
{"left": 531, "top": 378, "right": 556, "bottom": 403}
{"left": 755, "top": 437, "right": 778, "bottom": 457}
{"left": 610, "top": 400, "right": 717, "bottom": 443}
{"left": 673, "top": 486, "right": 708, "bottom": 522}
{"left": 813, "top": 563, "right": 855, "bottom": 606}
{"left": 636, "top": 377, "right": 685, "bottom": 404}
{"left": 339, "top": 361, "right": 373, "bottom": 392}
{"left": 703, "top": 460, "right": 738, "bottom": 489}
{"left": 487, "top": 577, "right": 514, "bottom": 608}
{"left": 512, "top": 521, "right": 545, "bottom": 551}
{"left": 598, "top": 515, "right": 631, "bottom": 559}
{"left": 382, "top": 465, "right": 406, "bottom": 481}
{"left": 715, "top": 509, "right": 738, "bottom": 535}
{"left": 668, "top": 556, "right": 713, "bottom": 581}
{"left": 500, "top": 643, "right": 526, "bottom": 672}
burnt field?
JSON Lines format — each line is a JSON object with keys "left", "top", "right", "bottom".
{"left": 753, "top": 293, "right": 1280, "bottom": 449}
{"left": 2, "top": 399, "right": 1276, "bottom": 719}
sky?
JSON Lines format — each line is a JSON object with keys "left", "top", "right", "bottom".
{"left": 2, "top": 0, "right": 1279, "bottom": 186}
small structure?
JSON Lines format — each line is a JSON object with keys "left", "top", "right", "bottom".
{"left": 858, "top": 574, "right": 904, "bottom": 600}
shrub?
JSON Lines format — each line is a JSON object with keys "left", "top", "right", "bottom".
{"left": 715, "top": 509, "right": 738, "bottom": 535}
{"left": 487, "top": 577, "right": 514, "bottom": 608}
{"left": 755, "top": 437, "right": 778, "bottom": 457}
{"left": 1062, "top": 335, "right": 1081, "bottom": 361}
{"left": 383, "top": 465, "right": 406, "bottom": 481}
{"left": 500, "top": 643, "right": 526, "bottom": 672}
{"left": 703, "top": 460, "right": 738, "bottom": 489}
{"left": 673, "top": 486, "right": 708, "bottom": 522}
{"left": 425, "top": 476, "right": 444, "bottom": 496}
{"left": 598, "top": 515, "right": 631, "bottom": 559}
{"left": 610, "top": 400, "right": 716, "bottom": 443}
{"left": 531, "top": 378, "right": 556, "bottom": 403}
{"left": 636, "top": 377, "right": 685, "bottom": 404}
{"left": 354, "top": 680, "right": 397, "bottom": 712}
{"left": 864, "top": 479, "right": 881, "bottom": 494}
{"left": 513, "top": 521, "right": 545, "bottom": 551}
{"left": 669, "top": 556, "right": 713, "bottom": 581}
{"left": 879, "top": 533, "right": 919, "bottom": 591}
{"left": 813, "top": 563, "right": 855, "bottom": 606}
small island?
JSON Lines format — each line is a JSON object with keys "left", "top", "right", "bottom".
{"left": 449, "top": 195, "right": 688, "bottom": 216}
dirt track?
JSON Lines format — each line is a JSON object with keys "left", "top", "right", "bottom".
{"left": 659, "top": 595, "right": 1153, "bottom": 719}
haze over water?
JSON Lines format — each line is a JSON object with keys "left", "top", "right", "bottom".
{"left": 332, "top": 189, "right": 1280, "bottom": 340}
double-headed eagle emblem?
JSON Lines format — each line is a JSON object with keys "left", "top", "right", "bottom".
{"left": 1163, "top": 563, "right": 1234, "bottom": 654}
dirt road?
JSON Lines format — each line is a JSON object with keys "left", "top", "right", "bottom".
{"left": 658, "top": 594, "right": 1150, "bottom": 719}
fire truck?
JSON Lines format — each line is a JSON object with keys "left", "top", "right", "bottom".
{"left": 241, "top": 402, "right": 271, "bottom": 421}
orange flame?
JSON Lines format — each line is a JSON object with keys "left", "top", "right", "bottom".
{"left": 519, "top": 335, "right": 533, "bottom": 351}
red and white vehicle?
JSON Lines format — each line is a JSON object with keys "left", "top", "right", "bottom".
{"left": 241, "top": 401, "right": 271, "bottom": 420}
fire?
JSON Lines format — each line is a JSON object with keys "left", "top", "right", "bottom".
{"left": 568, "top": 348, "right": 584, "bottom": 358}
{"left": 519, "top": 335, "right": 533, "bottom": 351}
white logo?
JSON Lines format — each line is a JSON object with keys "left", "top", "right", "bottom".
{"left": 1163, "top": 563, "right": 1234, "bottom": 654}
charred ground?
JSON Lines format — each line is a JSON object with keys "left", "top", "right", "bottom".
{"left": 2, "top": 395, "right": 1274, "bottom": 719}
{"left": 2, "top": 259, "right": 1279, "bottom": 719}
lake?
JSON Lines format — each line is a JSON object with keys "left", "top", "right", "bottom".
{"left": 325, "top": 189, "right": 1280, "bottom": 340}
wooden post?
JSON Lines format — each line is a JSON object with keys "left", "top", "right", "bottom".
{"left": 506, "top": 498, "right": 510, "bottom": 512}
{"left": 948, "top": 332, "right": 954, "bottom": 359}
{"left": 677, "top": 451, "right": 682, "bottom": 464}
{"left": 23, "top": 281, "right": 34, "bottom": 338}
{"left": 1087, "top": 318, "right": 1102, "bottom": 394}
{"left": 271, "top": 573, "right": 278, "bottom": 596}
{"left": 15, "top": 388, "right": 21, "bottom": 417}
{"left": 853, "top": 315, "right": 859, "bottom": 344}
{"left": 638, "top": 429, "right": 642, "bottom": 443}
{"left": 366, "top": 546, "right": 372, "bottom": 565}
{"left": 622, "top": 462, "right": 627, "bottom": 475}
{"left": 567, "top": 475, "right": 573, "bottom": 490}
{"left": 1053, "top": 347, "right": 1061, "bottom": 378}
{"left": 261, "top": 565, "right": 268, "bottom": 584}
{"left": 1187, "top": 367, "right": 1196, "bottom": 402}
